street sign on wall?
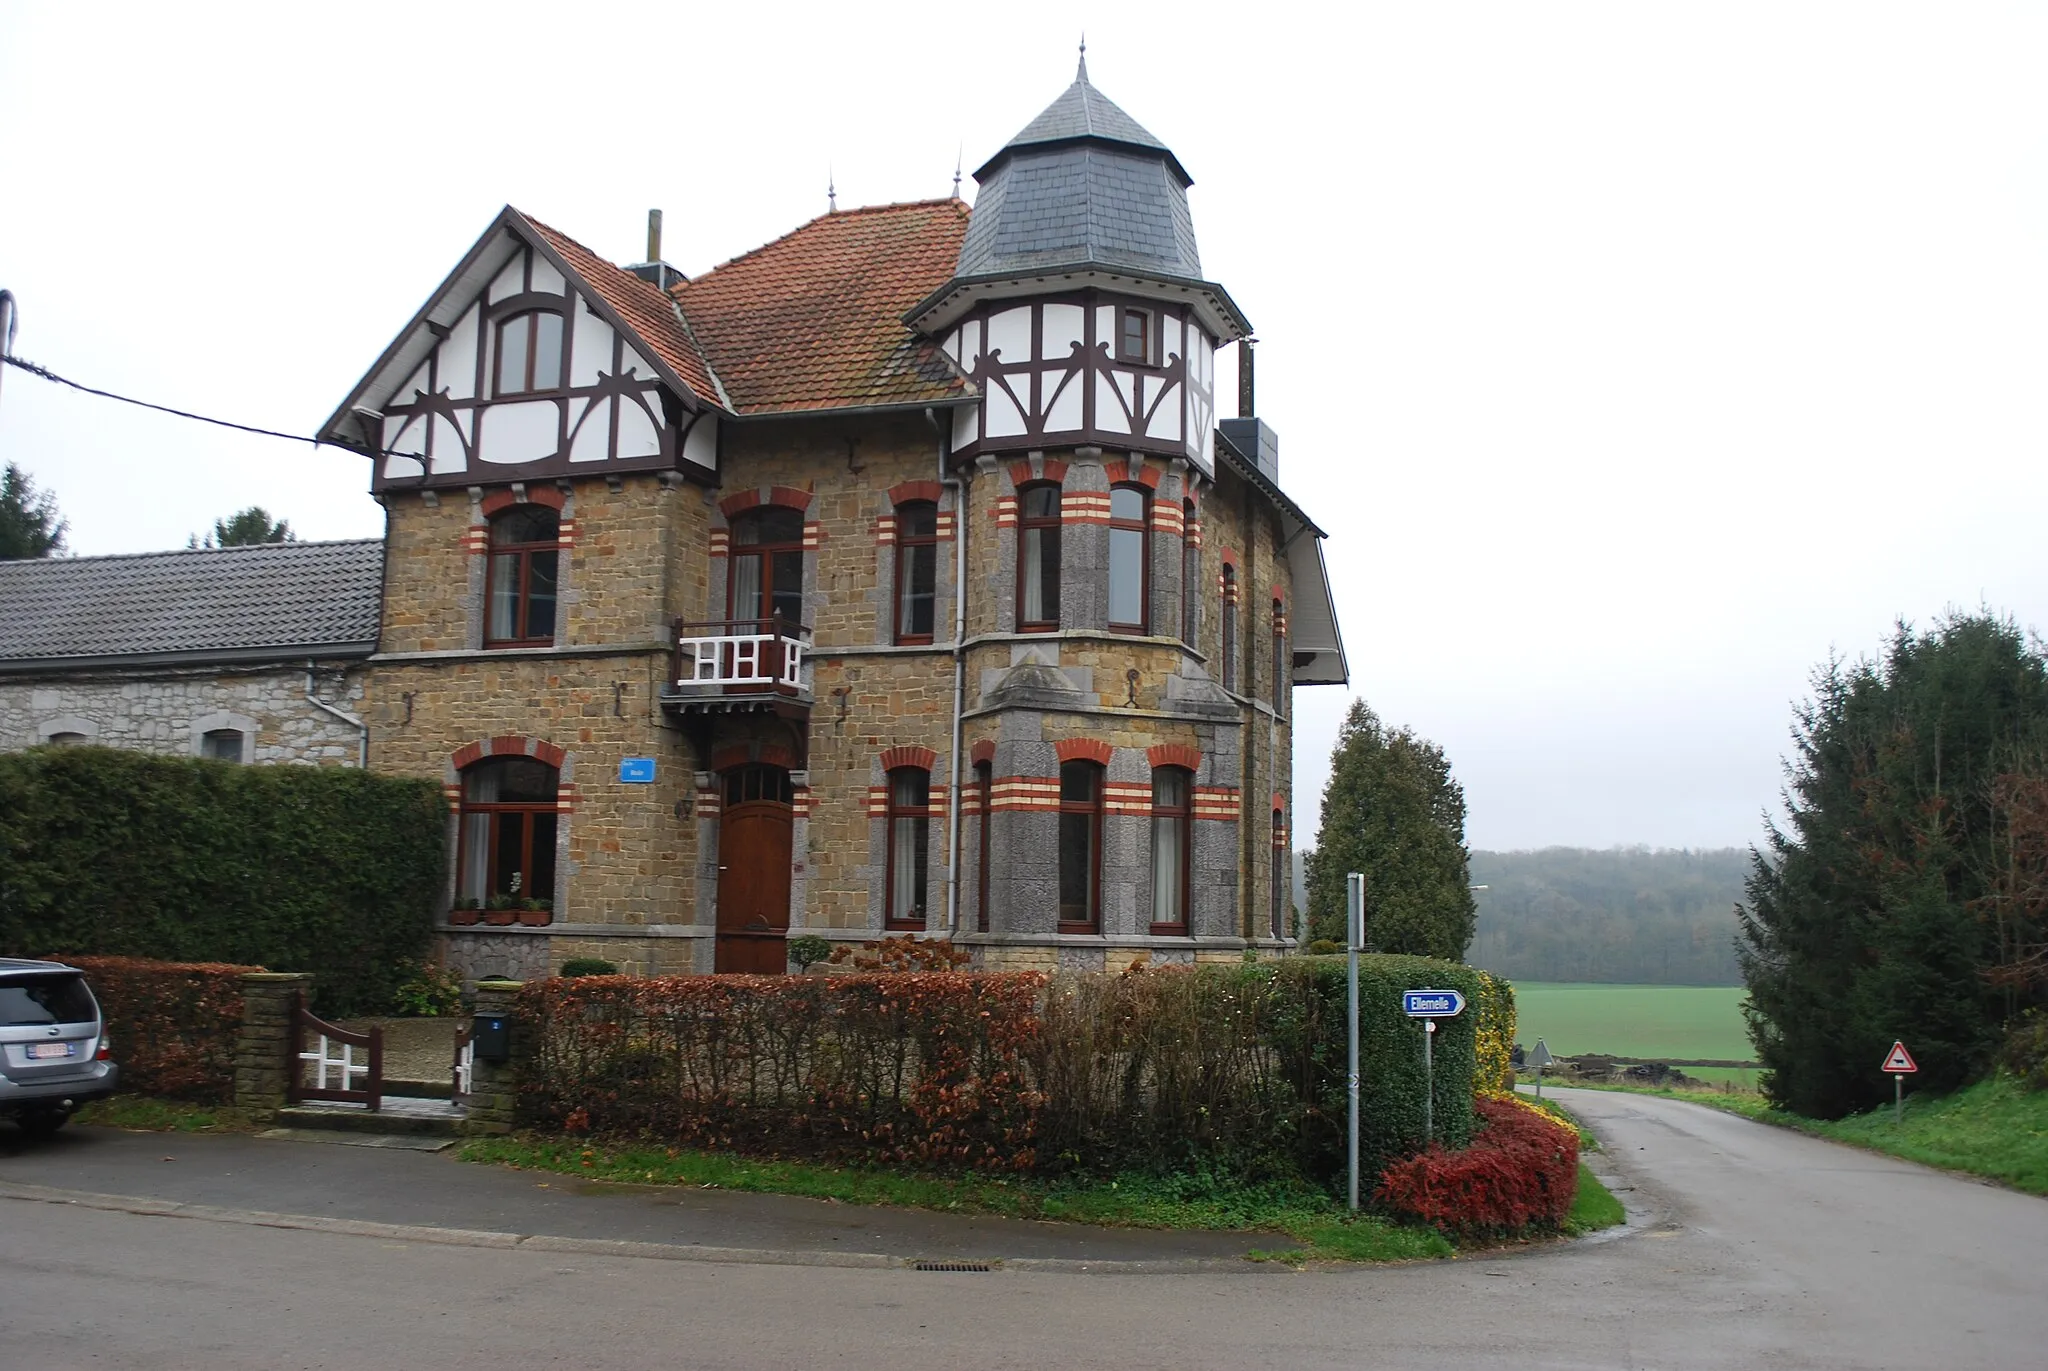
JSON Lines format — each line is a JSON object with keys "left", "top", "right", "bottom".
{"left": 1402, "top": 989, "right": 1467, "bottom": 1018}
{"left": 619, "top": 757, "right": 655, "bottom": 784}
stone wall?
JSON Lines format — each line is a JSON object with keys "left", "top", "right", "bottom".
{"left": 0, "top": 663, "right": 368, "bottom": 764}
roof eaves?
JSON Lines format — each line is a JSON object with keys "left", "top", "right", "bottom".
{"left": 906, "top": 267, "right": 1253, "bottom": 340}
{"left": 0, "top": 641, "right": 380, "bottom": 676}
{"left": 1214, "top": 428, "right": 1326, "bottom": 540}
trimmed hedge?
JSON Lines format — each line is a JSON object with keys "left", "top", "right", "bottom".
{"left": 0, "top": 746, "right": 446, "bottom": 1015}
{"left": 57, "top": 955, "right": 256, "bottom": 1101}
{"left": 1376, "top": 1095, "right": 1579, "bottom": 1234}
{"left": 515, "top": 955, "right": 1488, "bottom": 1187}
{"left": 1472, "top": 970, "right": 1518, "bottom": 1095}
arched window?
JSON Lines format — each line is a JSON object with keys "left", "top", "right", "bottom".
{"left": 458, "top": 757, "right": 559, "bottom": 912}
{"left": 894, "top": 501, "right": 938, "bottom": 644}
{"left": 1017, "top": 483, "right": 1061, "bottom": 631}
{"left": 1271, "top": 811, "right": 1287, "bottom": 939}
{"left": 885, "top": 767, "right": 931, "bottom": 929}
{"left": 486, "top": 506, "right": 559, "bottom": 647}
{"left": 1272, "top": 598, "right": 1287, "bottom": 718}
{"left": 1058, "top": 760, "right": 1103, "bottom": 930}
{"left": 494, "top": 309, "right": 564, "bottom": 396}
{"left": 1220, "top": 564, "right": 1238, "bottom": 691}
{"left": 1149, "top": 767, "right": 1192, "bottom": 933}
{"left": 975, "top": 760, "right": 993, "bottom": 933}
{"left": 1108, "top": 485, "right": 1149, "bottom": 634}
{"left": 1180, "top": 499, "right": 1198, "bottom": 645}
{"left": 201, "top": 729, "right": 246, "bottom": 763}
{"left": 44, "top": 732, "right": 88, "bottom": 748}
{"left": 729, "top": 507, "right": 806, "bottom": 629}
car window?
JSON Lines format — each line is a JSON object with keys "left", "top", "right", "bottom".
{"left": 0, "top": 976, "right": 97, "bottom": 1026}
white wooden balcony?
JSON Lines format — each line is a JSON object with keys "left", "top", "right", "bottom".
{"left": 666, "top": 618, "right": 810, "bottom": 712}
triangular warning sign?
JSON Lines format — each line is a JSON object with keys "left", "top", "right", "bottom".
{"left": 1882, "top": 1041, "right": 1918, "bottom": 1074}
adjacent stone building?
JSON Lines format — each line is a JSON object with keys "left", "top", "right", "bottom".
{"left": 0, "top": 62, "right": 1346, "bottom": 983}
{"left": 0, "top": 540, "right": 378, "bottom": 764}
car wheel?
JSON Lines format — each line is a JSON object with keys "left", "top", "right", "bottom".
{"left": 18, "top": 1107, "right": 69, "bottom": 1140}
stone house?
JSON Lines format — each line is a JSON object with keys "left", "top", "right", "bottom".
{"left": 0, "top": 540, "right": 379, "bottom": 764}
{"left": 0, "top": 63, "right": 1345, "bottom": 983}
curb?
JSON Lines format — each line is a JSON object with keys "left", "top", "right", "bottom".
{"left": 0, "top": 1182, "right": 1272, "bottom": 1276}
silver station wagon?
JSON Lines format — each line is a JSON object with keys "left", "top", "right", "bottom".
{"left": 0, "top": 958, "right": 120, "bottom": 1138}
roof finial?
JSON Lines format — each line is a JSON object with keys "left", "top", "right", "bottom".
{"left": 827, "top": 165, "right": 837, "bottom": 214}
{"left": 1077, "top": 33, "right": 1088, "bottom": 82}
{"left": 952, "top": 144, "right": 963, "bottom": 199}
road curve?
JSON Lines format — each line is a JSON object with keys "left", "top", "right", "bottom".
{"left": 3, "top": 1093, "right": 2046, "bottom": 1369}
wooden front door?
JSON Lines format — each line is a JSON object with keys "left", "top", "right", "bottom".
{"left": 715, "top": 766, "right": 794, "bottom": 974}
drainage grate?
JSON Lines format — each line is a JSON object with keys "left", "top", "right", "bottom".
{"left": 913, "top": 1260, "right": 992, "bottom": 1272}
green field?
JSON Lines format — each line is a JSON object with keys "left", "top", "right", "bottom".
{"left": 1512, "top": 983, "right": 1754, "bottom": 1065}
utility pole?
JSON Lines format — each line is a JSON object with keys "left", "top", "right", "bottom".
{"left": 0, "top": 289, "right": 17, "bottom": 414}
{"left": 1346, "top": 870, "right": 1365, "bottom": 1212}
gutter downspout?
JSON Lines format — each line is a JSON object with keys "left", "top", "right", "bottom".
{"left": 306, "top": 660, "right": 369, "bottom": 768}
{"left": 933, "top": 409, "right": 968, "bottom": 934}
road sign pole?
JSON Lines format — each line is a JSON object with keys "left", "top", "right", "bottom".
{"left": 1423, "top": 1020, "right": 1436, "bottom": 1146}
{"left": 1535, "top": 1062, "right": 1543, "bottom": 1101}
{"left": 1346, "top": 872, "right": 1364, "bottom": 1212}
{"left": 1895, "top": 1073, "right": 1903, "bottom": 1126}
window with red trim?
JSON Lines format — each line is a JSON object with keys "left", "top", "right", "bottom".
{"left": 975, "top": 760, "right": 993, "bottom": 933}
{"left": 1180, "top": 499, "right": 1198, "bottom": 645}
{"left": 1150, "top": 766, "right": 1192, "bottom": 933}
{"left": 885, "top": 767, "right": 930, "bottom": 929}
{"left": 1221, "top": 564, "right": 1238, "bottom": 691}
{"left": 1272, "top": 597, "right": 1286, "bottom": 718}
{"left": 1057, "top": 760, "right": 1103, "bottom": 930}
{"left": 457, "top": 757, "right": 558, "bottom": 912}
{"left": 894, "top": 501, "right": 938, "bottom": 644}
{"left": 1270, "top": 810, "right": 1287, "bottom": 939}
{"left": 485, "top": 507, "right": 559, "bottom": 647}
{"left": 729, "top": 507, "right": 806, "bottom": 629}
{"left": 1118, "top": 307, "right": 1151, "bottom": 365}
{"left": 1108, "top": 485, "right": 1149, "bottom": 634}
{"left": 1017, "top": 483, "right": 1061, "bottom": 631}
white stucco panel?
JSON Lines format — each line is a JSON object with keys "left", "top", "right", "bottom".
{"left": 431, "top": 416, "right": 469, "bottom": 472}
{"left": 615, "top": 395, "right": 661, "bottom": 459}
{"left": 1094, "top": 372, "right": 1131, "bottom": 434}
{"left": 529, "top": 255, "right": 565, "bottom": 297}
{"left": 620, "top": 344, "right": 654, "bottom": 379}
{"left": 383, "top": 412, "right": 426, "bottom": 455}
{"left": 390, "top": 360, "right": 430, "bottom": 407}
{"left": 570, "top": 299, "right": 613, "bottom": 388}
{"left": 985, "top": 381, "right": 1027, "bottom": 438}
{"left": 682, "top": 413, "right": 718, "bottom": 471}
{"left": 985, "top": 306, "right": 1031, "bottom": 364}
{"left": 1150, "top": 379, "right": 1183, "bottom": 442}
{"left": 952, "top": 402, "right": 977, "bottom": 452}
{"left": 1043, "top": 303, "right": 1086, "bottom": 359}
{"left": 488, "top": 257, "right": 524, "bottom": 304}
{"left": 441, "top": 305, "right": 479, "bottom": 401}
{"left": 1043, "top": 367, "right": 1084, "bottom": 433}
{"left": 567, "top": 397, "right": 608, "bottom": 462}
{"left": 477, "top": 400, "right": 558, "bottom": 465}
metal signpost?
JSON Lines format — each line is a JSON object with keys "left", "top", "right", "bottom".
{"left": 1882, "top": 1040, "right": 1918, "bottom": 1124}
{"left": 1403, "top": 989, "right": 1467, "bottom": 1146}
{"left": 1528, "top": 1038, "right": 1554, "bottom": 1100}
{"left": 1346, "top": 872, "right": 1365, "bottom": 1211}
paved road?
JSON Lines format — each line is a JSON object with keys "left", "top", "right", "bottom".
{"left": 2, "top": 1089, "right": 2045, "bottom": 1369}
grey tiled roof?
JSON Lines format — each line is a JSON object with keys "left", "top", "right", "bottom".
{"left": 0, "top": 539, "right": 382, "bottom": 669}
{"left": 957, "top": 70, "right": 1203, "bottom": 284}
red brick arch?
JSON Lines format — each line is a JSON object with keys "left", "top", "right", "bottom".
{"left": 711, "top": 743, "right": 799, "bottom": 773}
{"left": 1147, "top": 742, "right": 1202, "bottom": 773}
{"left": 879, "top": 745, "right": 938, "bottom": 773}
{"left": 1054, "top": 738, "right": 1113, "bottom": 767}
{"left": 479, "top": 487, "right": 565, "bottom": 517}
{"left": 970, "top": 739, "right": 996, "bottom": 766}
{"left": 718, "top": 484, "right": 814, "bottom": 519}
{"left": 451, "top": 735, "right": 566, "bottom": 771}
{"left": 887, "top": 479, "right": 943, "bottom": 507}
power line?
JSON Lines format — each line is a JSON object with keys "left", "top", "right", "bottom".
{"left": 0, "top": 352, "right": 403, "bottom": 462}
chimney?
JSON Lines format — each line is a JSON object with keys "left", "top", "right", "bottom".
{"left": 1237, "top": 338, "right": 1256, "bottom": 418}
{"left": 1220, "top": 341, "right": 1280, "bottom": 482}
{"left": 627, "top": 208, "right": 686, "bottom": 291}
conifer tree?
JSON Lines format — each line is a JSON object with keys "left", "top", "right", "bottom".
{"left": 1306, "top": 700, "right": 1476, "bottom": 960}
{"left": 0, "top": 463, "right": 67, "bottom": 559}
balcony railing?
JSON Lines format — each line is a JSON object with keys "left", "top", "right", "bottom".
{"left": 671, "top": 617, "right": 810, "bottom": 697}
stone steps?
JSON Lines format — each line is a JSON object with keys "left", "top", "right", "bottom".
{"left": 273, "top": 1096, "right": 467, "bottom": 1139}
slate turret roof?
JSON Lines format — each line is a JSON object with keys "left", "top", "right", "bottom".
{"left": 0, "top": 539, "right": 383, "bottom": 673}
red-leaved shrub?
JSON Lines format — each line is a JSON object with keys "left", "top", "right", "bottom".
{"left": 517, "top": 971, "right": 1047, "bottom": 1171}
{"left": 1375, "top": 1096, "right": 1579, "bottom": 1234}
{"left": 44, "top": 955, "right": 257, "bottom": 1101}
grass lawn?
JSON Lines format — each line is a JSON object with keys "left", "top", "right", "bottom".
{"left": 1513, "top": 982, "right": 1753, "bottom": 1063}
{"left": 70, "top": 1096, "right": 255, "bottom": 1133}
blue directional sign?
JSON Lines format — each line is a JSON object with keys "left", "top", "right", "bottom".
{"left": 619, "top": 757, "right": 656, "bottom": 784}
{"left": 1402, "top": 989, "right": 1467, "bottom": 1018}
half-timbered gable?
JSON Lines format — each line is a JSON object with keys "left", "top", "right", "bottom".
{"left": 320, "top": 207, "right": 720, "bottom": 491}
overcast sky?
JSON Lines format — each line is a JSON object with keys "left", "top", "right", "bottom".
{"left": 3, "top": 4, "right": 2045, "bottom": 853}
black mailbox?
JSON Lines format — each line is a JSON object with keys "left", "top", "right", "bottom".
{"left": 472, "top": 1014, "right": 511, "bottom": 1063}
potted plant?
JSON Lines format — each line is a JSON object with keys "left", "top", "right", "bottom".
{"left": 449, "top": 897, "right": 480, "bottom": 927}
{"left": 516, "top": 897, "right": 551, "bottom": 927}
{"left": 482, "top": 893, "right": 518, "bottom": 926}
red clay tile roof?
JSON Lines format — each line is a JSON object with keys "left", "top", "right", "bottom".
{"left": 518, "top": 210, "right": 726, "bottom": 407}
{"left": 672, "top": 199, "right": 972, "bottom": 415}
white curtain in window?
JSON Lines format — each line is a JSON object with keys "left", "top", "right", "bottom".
{"left": 1021, "top": 529, "right": 1047, "bottom": 623}
{"left": 1152, "top": 770, "right": 1187, "bottom": 926}
{"left": 732, "top": 554, "right": 763, "bottom": 623}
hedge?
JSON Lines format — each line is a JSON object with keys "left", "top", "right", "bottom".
{"left": 1472, "top": 970, "right": 1517, "bottom": 1096}
{"left": 55, "top": 955, "right": 257, "bottom": 1102}
{"left": 0, "top": 746, "right": 446, "bottom": 1015}
{"left": 515, "top": 954, "right": 1489, "bottom": 1187}
{"left": 1376, "top": 1095, "right": 1579, "bottom": 1234}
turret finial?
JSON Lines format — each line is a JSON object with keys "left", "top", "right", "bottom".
{"left": 1077, "top": 34, "right": 1087, "bottom": 82}
{"left": 827, "top": 166, "right": 837, "bottom": 213}
{"left": 952, "top": 144, "right": 963, "bottom": 199}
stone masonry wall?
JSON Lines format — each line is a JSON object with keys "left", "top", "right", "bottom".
{"left": 0, "top": 663, "right": 368, "bottom": 764}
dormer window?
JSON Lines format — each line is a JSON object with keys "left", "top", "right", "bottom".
{"left": 1118, "top": 308, "right": 1151, "bottom": 365}
{"left": 494, "top": 309, "right": 564, "bottom": 396}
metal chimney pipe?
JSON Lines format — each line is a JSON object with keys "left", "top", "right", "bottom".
{"left": 1237, "top": 338, "right": 1256, "bottom": 418}
{"left": 647, "top": 209, "right": 663, "bottom": 264}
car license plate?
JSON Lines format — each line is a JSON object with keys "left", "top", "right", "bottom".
{"left": 27, "top": 1042, "right": 76, "bottom": 1060}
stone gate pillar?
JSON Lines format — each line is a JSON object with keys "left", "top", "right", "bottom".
{"left": 234, "top": 971, "right": 314, "bottom": 1118}
{"left": 462, "top": 979, "right": 523, "bottom": 1135}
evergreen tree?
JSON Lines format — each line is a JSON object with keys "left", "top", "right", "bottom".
{"left": 197, "top": 507, "right": 293, "bottom": 548}
{"left": 1738, "top": 613, "right": 2048, "bottom": 1117}
{"left": 1306, "top": 700, "right": 1476, "bottom": 959}
{"left": 0, "top": 463, "right": 67, "bottom": 559}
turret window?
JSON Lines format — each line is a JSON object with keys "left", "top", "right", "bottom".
{"left": 1149, "top": 767, "right": 1192, "bottom": 933}
{"left": 1118, "top": 308, "right": 1151, "bottom": 365}
{"left": 486, "top": 506, "right": 559, "bottom": 647}
{"left": 1058, "top": 760, "right": 1103, "bottom": 930}
{"left": 1108, "top": 485, "right": 1150, "bottom": 634}
{"left": 494, "top": 309, "right": 564, "bottom": 397}
{"left": 894, "top": 501, "right": 938, "bottom": 644}
{"left": 1017, "top": 483, "right": 1061, "bottom": 631}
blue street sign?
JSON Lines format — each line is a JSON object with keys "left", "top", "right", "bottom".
{"left": 1402, "top": 989, "right": 1467, "bottom": 1018}
{"left": 619, "top": 757, "right": 656, "bottom": 784}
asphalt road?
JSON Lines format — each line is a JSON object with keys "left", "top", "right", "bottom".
{"left": 2, "top": 1088, "right": 2045, "bottom": 1370}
